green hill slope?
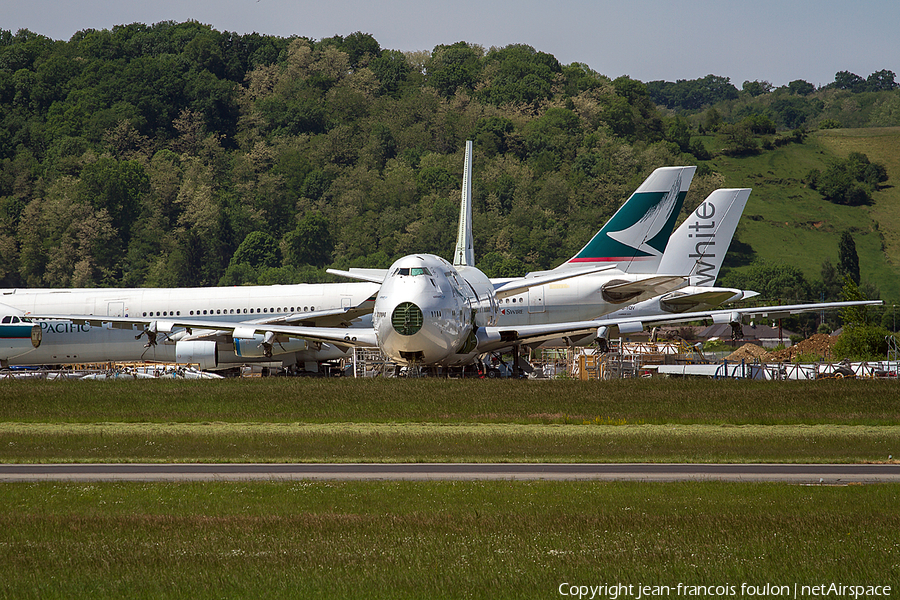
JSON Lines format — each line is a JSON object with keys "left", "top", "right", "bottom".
{"left": 707, "top": 127, "right": 900, "bottom": 301}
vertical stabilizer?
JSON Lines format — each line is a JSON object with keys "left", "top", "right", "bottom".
{"left": 453, "top": 140, "right": 475, "bottom": 267}
{"left": 560, "top": 166, "right": 696, "bottom": 273}
{"left": 657, "top": 188, "right": 751, "bottom": 285}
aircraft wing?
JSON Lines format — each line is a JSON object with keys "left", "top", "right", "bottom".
{"left": 595, "top": 300, "right": 884, "bottom": 335}
{"left": 475, "top": 320, "right": 609, "bottom": 354}
{"left": 27, "top": 314, "right": 379, "bottom": 349}
{"left": 326, "top": 268, "right": 386, "bottom": 284}
{"left": 257, "top": 301, "right": 376, "bottom": 328}
{"left": 474, "top": 299, "right": 883, "bottom": 353}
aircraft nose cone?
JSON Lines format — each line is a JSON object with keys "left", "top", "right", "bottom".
{"left": 391, "top": 302, "right": 423, "bottom": 336}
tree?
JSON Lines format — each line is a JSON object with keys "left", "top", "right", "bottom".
{"left": 78, "top": 157, "right": 149, "bottom": 244}
{"left": 833, "top": 276, "right": 888, "bottom": 360}
{"left": 477, "top": 44, "right": 560, "bottom": 107}
{"left": 833, "top": 71, "right": 865, "bottom": 92}
{"left": 282, "top": 211, "right": 334, "bottom": 267}
{"left": 865, "top": 69, "right": 898, "bottom": 92}
{"left": 718, "top": 122, "right": 758, "bottom": 156}
{"left": 426, "top": 42, "right": 481, "bottom": 98}
{"left": 787, "top": 79, "right": 815, "bottom": 96}
{"left": 229, "top": 230, "right": 280, "bottom": 270}
{"left": 742, "top": 80, "right": 773, "bottom": 97}
{"left": 837, "top": 231, "right": 860, "bottom": 285}
{"left": 811, "top": 153, "right": 887, "bottom": 206}
{"left": 369, "top": 49, "right": 411, "bottom": 98}
{"left": 720, "top": 260, "right": 811, "bottom": 302}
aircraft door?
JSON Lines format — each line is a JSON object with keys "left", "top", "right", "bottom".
{"left": 341, "top": 297, "right": 351, "bottom": 309}
{"left": 108, "top": 302, "right": 125, "bottom": 317}
{"left": 528, "top": 287, "right": 545, "bottom": 314}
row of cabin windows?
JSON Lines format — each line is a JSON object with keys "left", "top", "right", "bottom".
{"left": 141, "top": 307, "right": 315, "bottom": 317}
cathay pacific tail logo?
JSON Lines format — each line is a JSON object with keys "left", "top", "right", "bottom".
{"left": 605, "top": 171, "right": 683, "bottom": 257}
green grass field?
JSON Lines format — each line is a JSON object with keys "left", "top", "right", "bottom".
{"left": 2, "top": 379, "right": 899, "bottom": 463}
{"left": 1, "top": 481, "right": 898, "bottom": 599}
{"left": 706, "top": 127, "right": 900, "bottom": 300}
{"left": 2, "top": 378, "right": 899, "bottom": 598}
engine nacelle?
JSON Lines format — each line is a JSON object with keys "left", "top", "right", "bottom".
{"left": 617, "top": 321, "right": 644, "bottom": 335}
{"left": 233, "top": 334, "right": 309, "bottom": 358}
{"left": 175, "top": 340, "right": 218, "bottom": 370}
{"left": 712, "top": 311, "right": 743, "bottom": 325}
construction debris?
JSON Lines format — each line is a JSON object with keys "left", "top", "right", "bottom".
{"left": 767, "top": 333, "right": 837, "bottom": 362}
{"left": 724, "top": 343, "right": 770, "bottom": 362}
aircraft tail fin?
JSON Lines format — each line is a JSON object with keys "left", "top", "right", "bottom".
{"left": 656, "top": 188, "right": 751, "bottom": 285}
{"left": 453, "top": 140, "right": 475, "bottom": 267}
{"left": 561, "top": 166, "right": 696, "bottom": 273}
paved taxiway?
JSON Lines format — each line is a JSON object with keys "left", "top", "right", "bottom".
{"left": 2, "top": 463, "right": 900, "bottom": 483}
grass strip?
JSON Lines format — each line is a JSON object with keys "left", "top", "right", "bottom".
{"left": 2, "top": 422, "right": 898, "bottom": 463}
{"left": 1, "top": 378, "right": 899, "bottom": 425}
{"left": 0, "top": 480, "right": 898, "bottom": 599}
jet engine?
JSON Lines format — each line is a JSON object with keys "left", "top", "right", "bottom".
{"left": 174, "top": 340, "right": 218, "bottom": 370}
{"left": 233, "top": 333, "right": 309, "bottom": 358}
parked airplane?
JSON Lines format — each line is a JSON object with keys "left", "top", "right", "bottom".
{"left": 0, "top": 151, "right": 694, "bottom": 371}
{"left": 0, "top": 308, "right": 42, "bottom": 366}
{"left": 593, "top": 187, "right": 756, "bottom": 339}
{"left": 350, "top": 163, "right": 700, "bottom": 324}
{"left": 0, "top": 282, "right": 378, "bottom": 369}
{"left": 7, "top": 146, "right": 881, "bottom": 372}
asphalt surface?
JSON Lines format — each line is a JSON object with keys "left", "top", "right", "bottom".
{"left": 2, "top": 463, "right": 899, "bottom": 483}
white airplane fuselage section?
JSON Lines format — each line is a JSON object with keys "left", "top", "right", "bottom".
{"left": 372, "top": 255, "right": 497, "bottom": 366}
{"left": 491, "top": 272, "right": 680, "bottom": 326}
{"left": 0, "top": 282, "right": 379, "bottom": 367}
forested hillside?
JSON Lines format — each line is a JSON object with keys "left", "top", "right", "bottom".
{"left": 1, "top": 22, "right": 898, "bottom": 311}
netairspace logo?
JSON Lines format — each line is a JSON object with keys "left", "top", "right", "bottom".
{"left": 557, "top": 582, "right": 893, "bottom": 599}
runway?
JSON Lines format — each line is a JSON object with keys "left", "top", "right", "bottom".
{"left": 2, "top": 463, "right": 900, "bottom": 483}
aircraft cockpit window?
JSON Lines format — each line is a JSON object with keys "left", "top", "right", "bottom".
{"left": 396, "top": 267, "right": 431, "bottom": 276}
{"left": 1, "top": 316, "right": 10, "bottom": 323}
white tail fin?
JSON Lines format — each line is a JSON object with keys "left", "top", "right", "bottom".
{"left": 657, "top": 188, "right": 752, "bottom": 285}
{"left": 453, "top": 140, "right": 474, "bottom": 267}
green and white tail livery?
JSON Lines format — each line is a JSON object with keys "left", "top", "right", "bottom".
{"left": 561, "top": 166, "right": 696, "bottom": 273}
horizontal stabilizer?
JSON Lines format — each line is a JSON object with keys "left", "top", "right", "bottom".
{"left": 659, "top": 288, "right": 748, "bottom": 313}
{"left": 601, "top": 276, "right": 687, "bottom": 303}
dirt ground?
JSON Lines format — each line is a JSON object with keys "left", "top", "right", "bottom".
{"left": 723, "top": 334, "right": 838, "bottom": 363}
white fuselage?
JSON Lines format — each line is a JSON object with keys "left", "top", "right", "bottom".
{"left": 371, "top": 255, "right": 497, "bottom": 366}
{"left": 0, "top": 283, "right": 378, "bottom": 367}
{"left": 491, "top": 272, "right": 678, "bottom": 326}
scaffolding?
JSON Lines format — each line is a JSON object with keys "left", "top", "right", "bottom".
{"left": 571, "top": 342, "right": 696, "bottom": 380}
{"left": 351, "top": 346, "right": 396, "bottom": 378}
